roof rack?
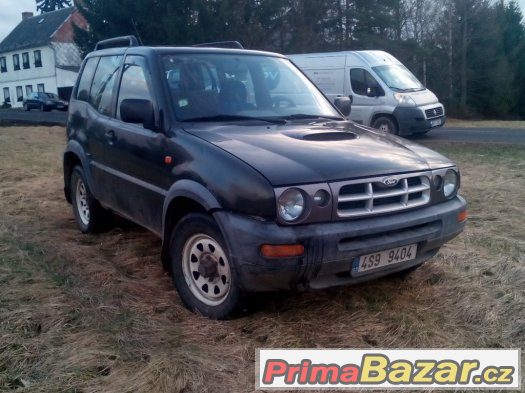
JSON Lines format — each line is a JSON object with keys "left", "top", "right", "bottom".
{"left": 95, "top": 35, "right": 141, "bottom": 51}
{"left": 193, "top": 41, "right": 244, "bottom": 49}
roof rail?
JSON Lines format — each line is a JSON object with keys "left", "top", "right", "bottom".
{"left": 95, "top": 35, "right": 141, "bottom": 51}
{"left": 193, "top": 41, "right": 244, "bottom": 49}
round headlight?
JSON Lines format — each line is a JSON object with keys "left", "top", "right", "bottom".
{"left": 443, "top": 170, "right": 458, "bottom": 198}
{"left": 278, "top": 188, "right": 305, "bottom": 222}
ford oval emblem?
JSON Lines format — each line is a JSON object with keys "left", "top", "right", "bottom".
{"left": 383, "top": 177, "right": 398, "bottom": 187}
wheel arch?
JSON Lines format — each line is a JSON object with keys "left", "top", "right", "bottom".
{"left": 63, "top": 141, "right": 93, "bottom": 204}
{"left": 370, "top": 113, "right": 399, "bottom": 133}
{"left": 161, "top": 180, "right": 222, "bottom": 270}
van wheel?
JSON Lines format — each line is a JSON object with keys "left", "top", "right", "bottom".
{"left": 70, "top": 165, "right": 110, "bottom": 233}
{"left": 373, "top": 117, "right": 398, "bottom": 135}
{"left": 169, "top": 213, "right": 242, "bottom": 319}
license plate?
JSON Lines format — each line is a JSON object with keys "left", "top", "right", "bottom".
{"left": 57, "top": 105, "right": 64, "bottom": 108}
{"left": 430, "top": 118, "right": 442, "bottom": 127}
{"left": 353, "top": 244, "right": 418, "bottom": 274}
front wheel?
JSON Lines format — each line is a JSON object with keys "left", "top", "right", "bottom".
{"left": 372, "top": 116, "right": 398, "bottom": 135}
{"left": 169, "top": 213, "right": 242, "bottom": 319}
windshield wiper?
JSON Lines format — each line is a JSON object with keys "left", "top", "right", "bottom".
{"left": 280, "top": 114, "right": 344, "bottom": 121}
{"left": 181, "top": 114, "right": 287, "bottom": 124}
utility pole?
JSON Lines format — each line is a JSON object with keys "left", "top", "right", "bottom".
{"left": 460, "top": 0, "right": 468, "bottom": 113}
{"left": 447, "top": 0, "right": 453, "bottom": 104}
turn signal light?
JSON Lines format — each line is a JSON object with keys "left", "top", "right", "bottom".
{"left": 261, "top": 244, "right": 305, "bottom": 259}
{"left": 457, "top": 210, "right": 468, "bottom": 223}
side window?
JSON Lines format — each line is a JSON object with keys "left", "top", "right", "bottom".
{"left": 16, "top": 86, "right": 23, "bottom": 102}
{"left": 90, "top": 55, "right": 122, "bottom": 116}
{"left": 77, "top": 57, "right": 99, "bottom": 101}
{"left": 117, "top": 58, "right": 152, "bottom": 121}
{"left": 350, "top": 68, "right": 382, "bottom": 96}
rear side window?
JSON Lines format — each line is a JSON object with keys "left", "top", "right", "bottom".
{"left": 90, "top": 55, "right": 122, "bottom": 115}
{"left": 76, "top": 57, "right": 99, "bottom": 101}
{"left": 117, "top": 58, "right": 152, "bottom": 120}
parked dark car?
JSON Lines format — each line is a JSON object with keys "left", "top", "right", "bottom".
{"left": 24, "top": 92, "right": 68, "bottom": 111}
{"left": 63, "top": 36, "right": 467, "bottom": 319}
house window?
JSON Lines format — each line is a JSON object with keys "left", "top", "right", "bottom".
{"left": 37, "top": 83, "right": 45, "bottom": 92}
{"left": 13, "top": 54, "right": 20, "bottom": 71}
{"left": 3, "top": 87, "right": 10, "bottom": 104}
{"left": 22, "top": 52, "right": 30, "bottom": 69}
{"left": 25, "top": 85, "right": 33, "bottom": 97}
{"left": 0, "top": 57, "right": 6, "bottom": 73}
{"left": 16, "top": 86, "right": 23, "bottom": 102}
{"left": 34, "top": 50, "right": 42, "bottom": 68}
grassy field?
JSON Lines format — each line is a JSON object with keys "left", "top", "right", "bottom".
{"left": 0, "top": 126, "right": 524, "bottom": 392}
{"left": 446, "top": 118, "right": 525, "bottom": 129}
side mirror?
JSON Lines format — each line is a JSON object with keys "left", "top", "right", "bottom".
{"left": 334, "top": 96, "right": 352, "bottom": 117}
{"left": 120, "top": 99, "right": 156, "bottom": 131}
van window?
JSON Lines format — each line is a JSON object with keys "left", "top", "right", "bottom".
{"left": 117, "top": 60, "right": 152, "bottom": 121}
{"left": 90, "top": 55, "right": 122, "bottom": 116}
{"left": 350, "top": 68, "right": 382, "bottom": 96}
{"left": 77, "top": 57, "right": 99, "bottom": 102}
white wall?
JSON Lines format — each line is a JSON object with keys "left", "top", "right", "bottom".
{"left": 0, "top": 44, "right": 80, "bottom": 108}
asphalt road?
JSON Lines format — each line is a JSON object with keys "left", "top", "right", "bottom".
{"left": 1, "top": 109, "right": 524, "bottom": 144}
{"left": 0, "top": 109, "right": 67, "bottom": 126}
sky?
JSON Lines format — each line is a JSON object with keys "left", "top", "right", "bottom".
{"left": 1, "top": 0, "right": 525, "bottom": 42}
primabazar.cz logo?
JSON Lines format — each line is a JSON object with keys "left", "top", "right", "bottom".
{"left": 256, "top": 349, "right": 521, "bottom": 390}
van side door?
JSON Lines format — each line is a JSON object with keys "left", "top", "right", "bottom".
{"left": 345, "top": 67, "right": 385, "bottom": 126}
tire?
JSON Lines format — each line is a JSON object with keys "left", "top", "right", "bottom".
{"left": 70, "top": 165, "right": 110, "bottom": 233}
{"left": 372, "top": 116, "right": 398, "bottom": 135}
{"left": 169, "top": 213, "right": 243, "bottom": 319}
{"left": 24, "top": 103, "right": 30, "bottom": 111}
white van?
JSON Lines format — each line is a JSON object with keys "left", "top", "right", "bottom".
{"left": 288, "top": 51, "right": 445, "bottom": 136}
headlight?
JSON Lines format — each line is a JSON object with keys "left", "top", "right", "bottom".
{"left": 443, "top": 169, "right": 459, "bottom": 198}
{"left": 278, "top": 188, "right": 305, "bottom": 222}
{"left": 394, "top": 93, "right": 416, "bottom": 107}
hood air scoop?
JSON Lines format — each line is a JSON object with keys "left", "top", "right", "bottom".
{"left": 301, "top": 131, "right": 358, "bottom": 141}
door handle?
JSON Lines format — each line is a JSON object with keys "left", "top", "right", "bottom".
{"left": 105, "top": 130, "right": 116, "bottom": 143}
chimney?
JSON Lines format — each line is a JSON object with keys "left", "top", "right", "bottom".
{"left": 22, "top": 12, "right": 34, "bottom": 20}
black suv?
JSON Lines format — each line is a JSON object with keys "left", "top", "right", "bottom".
{"left": 63, "top": 36, "right": 467, "bottom": 319}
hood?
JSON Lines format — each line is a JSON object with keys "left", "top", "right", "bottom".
{"left": 182, "top": 121, "right": 454, "bottom": 186}
{"left": 407, "top": 89, "right": 439, "bottom": 106}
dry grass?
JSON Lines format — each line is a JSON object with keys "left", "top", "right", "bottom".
{"left": 446, "top": 118, "right": 525, "bottom": 129}
{"left": 0, "top": 126, "right": 524, "bottom": 392}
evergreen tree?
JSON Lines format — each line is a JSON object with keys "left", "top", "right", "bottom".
{"left": 36, "top": 0, "right": 72, "bottom": 13}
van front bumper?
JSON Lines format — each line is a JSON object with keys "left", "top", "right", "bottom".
{"left": 214, "top": 196, "right": 467, "bottom": 292}
{"left": 393, "top": 106, "right": 446, "bottom": 135}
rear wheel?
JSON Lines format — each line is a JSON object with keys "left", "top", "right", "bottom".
{"left": 169, "top": 213, "right": 242, "bottom": 319}
{"left": 70, "top": 165, "right": 110, "bottom": 233}
{"left": 23, "top": 103, "right": 30, "bottom": 111}
{"left": 372, "top": 116, "right": 398, "bottom": 135}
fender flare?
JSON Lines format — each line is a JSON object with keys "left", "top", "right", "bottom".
{"left": 160, "top": 179, "right": 223, "bottom": 270}
{"left": 162, "top": 179, "right": 221, "bottom": 236}
{"left": 63, "top": 140, "right": 98, "bottom": 199}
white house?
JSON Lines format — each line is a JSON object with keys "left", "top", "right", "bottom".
{"left": 0, "top": 7, "right": 88, "bottom": 108}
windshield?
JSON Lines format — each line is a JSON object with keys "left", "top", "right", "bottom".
{"left": 162, "top": 53, "right": 341, "bottom": 122}
{"left": 45, "top": 93, "right": 59, "bottom": 99}
{"left": 372, "top": 64, "right": 424, "bottom": 92}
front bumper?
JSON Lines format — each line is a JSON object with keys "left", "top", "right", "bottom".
{"left": 214, "top": 196, "right": 466, "bottom": 292}
{"left": 393, "top": 106, "right": 446, "bottom": 135}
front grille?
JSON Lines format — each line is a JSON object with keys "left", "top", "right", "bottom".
{"left": 334, "top": 174, "right": 431, "bottom": 218}
{"left": 425, "top": 106, "right": 444, "bottom": 119}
